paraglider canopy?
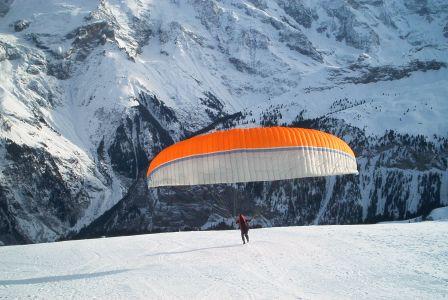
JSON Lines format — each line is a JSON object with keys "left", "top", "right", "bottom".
{"left": 147, "top": 127, "right": 357, "bottom": 187}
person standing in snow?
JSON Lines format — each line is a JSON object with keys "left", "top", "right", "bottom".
{"left": 236, "top": 214, "right": 251, "bottom": 244}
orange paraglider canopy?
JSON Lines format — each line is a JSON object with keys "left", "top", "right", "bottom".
{"left": 147, "top": 127, "right": 357, "bottom": 187}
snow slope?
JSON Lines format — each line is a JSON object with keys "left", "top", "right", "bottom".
{"left": 1, "top": 222, "right": 447, "bottom": 299}
{"left": 427, "top": 206, "right": 448, "bottom": 221}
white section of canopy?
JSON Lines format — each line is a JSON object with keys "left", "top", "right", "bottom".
{"left": 148, "top": 147, "right": 358, "bottom": 187}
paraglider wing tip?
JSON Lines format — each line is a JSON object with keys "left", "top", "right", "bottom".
{"left": 147, "top": 177, "right": 153, "bottom": 189}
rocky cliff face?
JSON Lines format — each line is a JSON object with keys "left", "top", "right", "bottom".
{"left": 0, "top": 0, "right": 447, "bottom": 245}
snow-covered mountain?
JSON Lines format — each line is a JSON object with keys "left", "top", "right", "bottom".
{"left": 0, "top": 0, "right": 447, "bottom": 245}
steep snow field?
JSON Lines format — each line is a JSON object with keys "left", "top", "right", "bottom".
{"left": 1, "top": 222, "right": 447, "bottom": 299}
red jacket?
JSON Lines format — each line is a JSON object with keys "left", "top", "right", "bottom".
{"left": 236, "top": 215, "right": 250, "bottom": 233}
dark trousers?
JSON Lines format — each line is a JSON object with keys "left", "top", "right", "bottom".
{"left": 241, "top": 230, "right": 249, "bottom": 244}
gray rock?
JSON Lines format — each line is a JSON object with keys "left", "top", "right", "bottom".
{"left": 279, "top": 30, "right": 323, "bottom": 62}
{"left": 66, "top": 21, "right": 114, "bottom": 61}
{"left": 0, "top": 41, "right": 21, "bottom": 60}
{"left": 0, "top": 45, "right": 6, "bottom": 61}
{"left": 0, "top": 0, "right": 14, "bottom": 17}
{"left": 12, "top": 19, "right": 30, "bottom": 32}
{"left": 276, "top": 0, "right": 318, "bottom": 28}
{"left": 326, "top": 5, "right": 379, "bottom": 51}
{"left": 1, "top": 140, "right": 91, "bottom": 243}
{"left": 228, "top": 57, "right": 257, "bottom": 74}
{"left": 27, "top": 80, "right": 48, "bottom": 99}
{"left": 46, "top": 61, "right": 71, "bottom": 80}
{"left": 332, "top": 60, "right": 447, "bottom": 84}
{"left": 26, "top": 65, "right": 40, "bottom": 75}
{"left": 247, "top": 0, "right": 268, "bottom": 10}
{"left": 405, "top": 0, "right": 434, "bottom": 20}
{"left": 200, "top": 91, "right": 226, "bottom": 122}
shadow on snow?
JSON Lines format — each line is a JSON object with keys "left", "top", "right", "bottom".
{"left": 0, "top": 269, "right": 130, "bottom": 286}
{"left": 146, "top": 243, "right": 242, "bottom": 256}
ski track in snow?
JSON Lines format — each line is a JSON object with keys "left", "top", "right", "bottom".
{"left": 0, "top": 222, "right": 447, "bottom": 299}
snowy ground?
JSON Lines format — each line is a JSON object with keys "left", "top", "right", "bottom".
{"left": 1, "top": 222, "right": 447, "bottom": 299}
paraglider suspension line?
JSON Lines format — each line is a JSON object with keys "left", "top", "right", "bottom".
{"left": 233, "top": 185, "right": 237, "bottom": 217}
